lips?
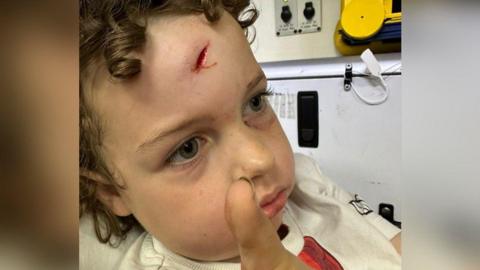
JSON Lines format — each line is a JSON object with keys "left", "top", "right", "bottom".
{"left": 259, "top": 189, "right": 288, "bottom": 218}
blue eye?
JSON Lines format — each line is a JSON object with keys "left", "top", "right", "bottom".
{"left": 247, "top": 89, "right": 273, "bottom": 113}
{"left": 249, "top": 95, "right": 264, "bottom": 112}
{"left": 167, "top": 137, "right": 200, "bottom": 165}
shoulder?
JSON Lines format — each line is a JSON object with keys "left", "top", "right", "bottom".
{"left": 293, "top": 152, "right": 318, "bottom": 173}
{"left": 293, "top": 153, "right": 337, "bottom": 195}
{"left": 293, "top": 153, "right": 320, "bottom": 184}
{"left": 79, "top": 214, "right": 145, "bottom": 270}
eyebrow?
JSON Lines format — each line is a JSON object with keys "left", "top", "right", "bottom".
{"left": 246, "top": 72, "right": 266, "bottom": 94}
{"left": 136, "top": 71, "right": 266, "bottom": 153}
{"left": 136, "top": 117, "right": 199, "bottom": 153}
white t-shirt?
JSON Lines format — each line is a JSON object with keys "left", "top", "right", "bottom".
{"left": 80, "top": 153, "right": 401, "bottom": 270}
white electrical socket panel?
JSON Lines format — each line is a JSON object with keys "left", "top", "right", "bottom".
{"left": 275, "top": 0, "right": 298, "bottom": 36}
{"left": 297, "top": 0, "right": 322, "bottom": 34}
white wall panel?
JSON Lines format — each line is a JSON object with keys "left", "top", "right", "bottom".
{"left": 251, "top": 0, "right": 342, "bottom": 62}
{"left": 268, "top": 73, "right": 402, "bottom": 220}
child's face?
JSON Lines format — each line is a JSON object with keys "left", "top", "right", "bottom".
{"left": 91, "top": 12, "right": 295, "bottom": 261}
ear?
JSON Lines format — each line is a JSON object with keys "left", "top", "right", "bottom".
{"left": 81, "top": 169, "right": 132, "bottom": 217}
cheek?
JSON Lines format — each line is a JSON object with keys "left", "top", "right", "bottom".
{"left": 269, "top": 117, "right": 295, "bottom": 179}
{"left": 164, "top": 189, "right": 238, "bottom": 260}
{"left": 131, "top": 183, "right": 227, "bottom": 229}
{"left": 127, "top": 180, "right": 239, "bottom": 260}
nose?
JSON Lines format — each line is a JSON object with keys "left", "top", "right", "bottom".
{"left": 226, "top": 125, "right": 275, "bottom": 184}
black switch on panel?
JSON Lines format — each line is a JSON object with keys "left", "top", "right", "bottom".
{"left": 303, "top": 2, "right": 315, "bottom": 20}
{"left": 297, "top": 91, "right": 318, "bottom": 148}
{"left": 281, "top": 6, "right": 292, "bottom": 23}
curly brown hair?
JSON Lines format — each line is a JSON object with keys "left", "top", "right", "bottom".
{"left": 80, "top": 0, "right": 258, "bottom": 245}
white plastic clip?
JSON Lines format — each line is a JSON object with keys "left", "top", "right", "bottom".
{"left": 361, "top": 49, "right": 387, "bottom": 89}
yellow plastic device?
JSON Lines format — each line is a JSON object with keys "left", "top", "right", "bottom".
{"left": 335, "top": 0, "right": 402, "bottom": 56}
{"left": 383, "top": 0, "right": 402, "bottom": 24}
{"left": 340, "top": 0, "right": 385, "bottom": 40}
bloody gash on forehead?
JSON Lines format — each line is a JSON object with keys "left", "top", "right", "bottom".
{"left": 193, "top": 42, "right": 217, "bottom": 73}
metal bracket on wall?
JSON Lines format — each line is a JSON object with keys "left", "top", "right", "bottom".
{"left": 344, "top": 63, "right": 353, "bottom": 91}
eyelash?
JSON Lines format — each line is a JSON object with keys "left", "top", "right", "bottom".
{"left": 265, "top": 86, "right": 275, "bottom": 95}
{"left": 259, "top": 86, "right": 274, "bottom": 98}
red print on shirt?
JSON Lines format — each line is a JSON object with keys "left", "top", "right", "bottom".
{"left": 297, "top": 236, "right": 343, "bottom": 270}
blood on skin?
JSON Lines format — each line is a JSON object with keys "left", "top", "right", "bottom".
{"left": 193, "top": 44, "right": 217, "bottom": 73}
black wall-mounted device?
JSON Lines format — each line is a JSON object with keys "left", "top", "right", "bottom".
{"left": 379, "top": 203, "right": 401, "bottom": 229}
{"left": 297, "top": 91, "right": 318, "bottom": 148}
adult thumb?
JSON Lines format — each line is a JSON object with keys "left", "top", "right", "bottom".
{"left": 224, "top": 178, "right": 309, "bottom": 270}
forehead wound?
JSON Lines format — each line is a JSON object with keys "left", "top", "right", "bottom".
{"left": 192, "top": 42, "right": 217, "bottom": 73}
